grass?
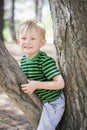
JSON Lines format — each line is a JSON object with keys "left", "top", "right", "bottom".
{"left": 0, "top": 117, "right": 11, "bottom": 124}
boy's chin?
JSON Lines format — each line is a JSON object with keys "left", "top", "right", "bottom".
{"left": 23, "top": 49, "right": 30, "bottom": 53}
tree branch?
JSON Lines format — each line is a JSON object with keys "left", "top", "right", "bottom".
{"left": 0, "top": 41, "right": 42, "bottom": 128}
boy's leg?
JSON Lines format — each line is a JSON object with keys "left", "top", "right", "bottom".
{"left": 37, "top": 93, "right": 65, "bottom": 130}
{"left": 37, "top": 104, "right": 55, "bottom": 130}
{"left": 47, "top": 93, "right": 65, "bottom": 128}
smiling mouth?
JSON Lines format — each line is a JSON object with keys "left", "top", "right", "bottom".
{"left": 24, "top": 46, "right": 33, "bottom": 49}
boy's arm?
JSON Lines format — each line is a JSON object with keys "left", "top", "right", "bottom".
{"left": 21, "top": 74, "right": 65, "bottom": 94}
{"left": 37, "top": 74, "right": 64, "bottom": 90}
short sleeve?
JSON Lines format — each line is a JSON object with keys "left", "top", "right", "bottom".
{"left": 42, "top": 57, "right": 61, "bottom": 80}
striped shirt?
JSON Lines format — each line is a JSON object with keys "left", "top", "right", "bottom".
{"left": 20, "top": 51, "right": 62, "bottom": 103}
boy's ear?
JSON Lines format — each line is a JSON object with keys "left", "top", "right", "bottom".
{"left": 16, "top": 38, "right": 19, "bottom": 44}
{"left": 41, "top": 39, "right": 46, "bottom": 47}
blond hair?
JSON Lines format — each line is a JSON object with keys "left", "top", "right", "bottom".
{"left": 17, "top": 19, "right": 46, "bottom": 39}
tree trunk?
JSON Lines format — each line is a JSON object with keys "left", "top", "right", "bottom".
{"left": 0, "top": 41, "right": 42, "bottom": 129}
{"left": 48, "top": 0, "right": 87, "bottom": 130}
{"left": 34, "top": 0, "right": 43, "bottom": 21}
{"left": 9, "top": 0, "right": 16, "bottom": 41}
{"left": 0, "top": 0, "right": 4, "bottom": 40}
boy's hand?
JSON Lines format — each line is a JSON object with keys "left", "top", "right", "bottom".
{"left": 21, "top": 80, "right": 37, "bottom": 94}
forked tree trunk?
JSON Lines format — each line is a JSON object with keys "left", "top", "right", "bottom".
{"left": 49, "top": 0, "right": 87, "bottom": 130}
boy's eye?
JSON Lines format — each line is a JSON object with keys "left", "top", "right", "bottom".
{"left": 21, "top": 37, "right": 26, "bottom": 40}
{"left": 31, "top": 37, "right": 35, "bottom": 40}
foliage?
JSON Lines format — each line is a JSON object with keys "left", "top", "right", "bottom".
{"left": 3, "top": 0, "right": 53, "bottom": 43}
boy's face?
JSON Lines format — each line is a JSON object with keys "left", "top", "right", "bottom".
{"left": 19, "top": 28, "right": 46, "bottom": 58}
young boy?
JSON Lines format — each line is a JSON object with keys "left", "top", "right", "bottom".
{"left": 17, "top": 19, "right": 65, "bottom": 130}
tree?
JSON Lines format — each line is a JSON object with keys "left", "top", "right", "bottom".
{"left": 0, "top": 41, "right": 42, "bottom": 129}
{"left": 0, "top": 0, "right": 4, "bottom": 40}
{"left": 0, "top": 0, "right": 87, "bottom": 130}
{"left": 48, "top": 0, "right": 87, "bottom": 130}
{"left": 9, "top": 0, "right": 16, "bottom": 41}
{"left": 34, "top": 0, "right": 43, "bottom": 21}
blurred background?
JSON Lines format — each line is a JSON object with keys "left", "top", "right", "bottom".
{"left": 3, "top": 0, "right": 53, "bottom": 43}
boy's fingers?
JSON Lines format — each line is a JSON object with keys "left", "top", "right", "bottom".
{"left": 27, "top": 79, "right": 30, "bottom": 83}
{"left": 21, "top": 84, "right": 27, "bottom": 88}
{"left": 21, "top": 87, "right": 28, "bottom": 92}
{"left": 21, "top": 86, "right": 26, "bottom": 89}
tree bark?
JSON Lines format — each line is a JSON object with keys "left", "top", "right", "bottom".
{"left": 0, "top": 41, "right": 42, "bottom": 129}
{"left": 48, "top": 0, "right": 87, "bottom": 130}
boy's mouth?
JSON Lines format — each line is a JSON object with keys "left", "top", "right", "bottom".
{"left": 24, "top": 46, "right": 33, "bottom": 49}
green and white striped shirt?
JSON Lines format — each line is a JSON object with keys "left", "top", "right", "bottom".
{"left": 20, "top": 51, "right": 62, "bottom": 103}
